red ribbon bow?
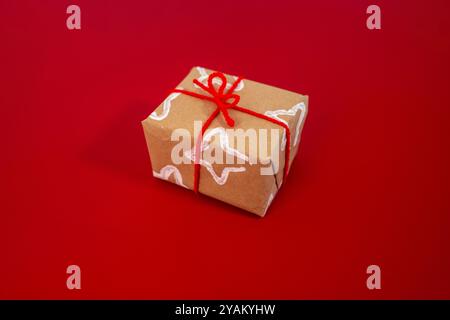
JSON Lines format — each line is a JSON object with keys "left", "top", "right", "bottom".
{"left": 171, "top": 71, "right": 291, "bottom": 193}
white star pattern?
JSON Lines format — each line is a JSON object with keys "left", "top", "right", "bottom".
{"left": 153, "top": 165, "right": 188, "bottom": 188}
{"left": 264, "top": 102, "right": 306, "bottom": 151}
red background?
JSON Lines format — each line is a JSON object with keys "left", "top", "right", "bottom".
{"left": 1, "top": 0, "right": 450, "bottom": 299}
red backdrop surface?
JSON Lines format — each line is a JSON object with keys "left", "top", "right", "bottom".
{"left": 1, "top": 0, "right": 450, "bottom": 299}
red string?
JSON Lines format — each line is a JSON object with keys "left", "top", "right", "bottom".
{"left": 170, "top": 72, "right": 291, "bottom": 193}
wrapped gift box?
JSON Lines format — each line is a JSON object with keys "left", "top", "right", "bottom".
{"left": 142, "top": 66, "right": 308, "bottom": 216}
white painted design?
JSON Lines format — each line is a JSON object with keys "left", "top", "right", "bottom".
{"left": 195, "top": 158, "right": 245, "bottom": 186}
{"left": 149, "top": 89, "right": 182, "bottom": 121}
{"left": 195, "top": 67, "right": 244, "bottom": 92}
{"left": 184, "top": 127, "right": 247, "bottom": 185}
{"left": 264, "top": 102, "right": 306, "bottom": 150}
{"left": 202, "top": 127, "right": 248, "bottom": 162}
{"left": 153, "top": 165, "right": 188, "bottom": 188}
{"left": 184, "top": 148, "right": 245, "bottom": 186}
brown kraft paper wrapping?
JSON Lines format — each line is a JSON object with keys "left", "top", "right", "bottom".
{"left": 142, "top": 66, "right": 308, "bottom": 217}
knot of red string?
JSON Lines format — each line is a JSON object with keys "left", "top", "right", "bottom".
{"left": 171, "top": 71, "right": 291, "bottom": 193}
